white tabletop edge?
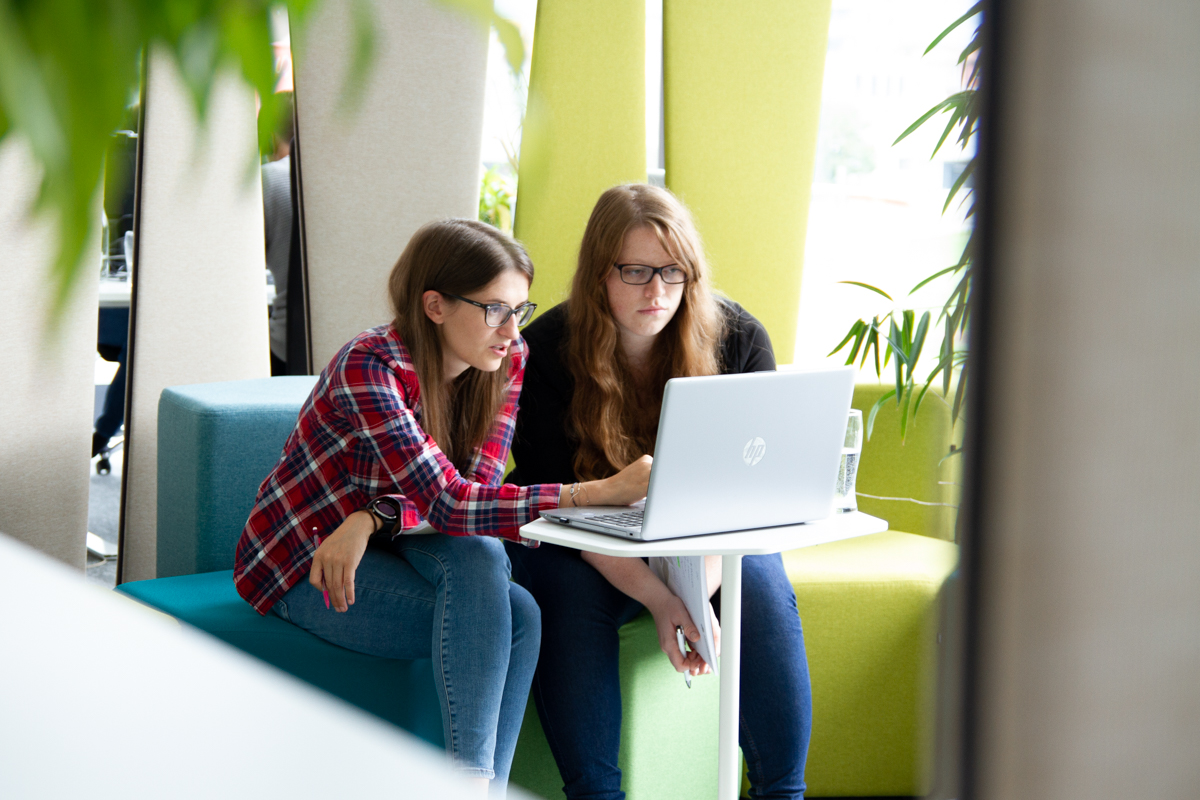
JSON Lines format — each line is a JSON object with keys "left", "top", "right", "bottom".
{"left": 519, "top": 512, "right": 888, "bottom": 557}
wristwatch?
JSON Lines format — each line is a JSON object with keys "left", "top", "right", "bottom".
{"left": 364, "top": 497, "right": 400, "bottom": 535}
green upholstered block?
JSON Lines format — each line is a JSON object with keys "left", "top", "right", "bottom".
{"left": 784, "top": 530, "right": 958, "bottom": 797}
{"left": 156, "top": 376, "right": 318, "bottom": 578}
{"left": 511, "top": 611, "right": 719, "bottom": 799}
{"left": 117, "top": 570, "right": 445, "bottom": 748}
{"left": 852, "top": 383, "right": 963, "bottom": 542}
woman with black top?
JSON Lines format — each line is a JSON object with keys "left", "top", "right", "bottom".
{"left": 507, "top": 184, "right": 813, "bottom": 800}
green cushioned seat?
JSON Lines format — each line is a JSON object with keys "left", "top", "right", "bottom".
{"left": 511, "top": 612, "right": 719, "bottom": 799}
{"left": 115, "top": 377, "right": 444, "bottom": 749}
{"left": 766, "top": 383, "right": 961, "bottom": 797}
{"left": 119, "top": 570, "right": 444, "bottom": 745}
{"left": 786, "top": 531, "right": 958, "bottom": 797}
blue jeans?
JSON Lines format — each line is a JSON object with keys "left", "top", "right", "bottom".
{"left": 273, "top": 533, "right": 540, "bottom": 794}
{"left": 507, "top": 543, "right": 812, "bottom": 800}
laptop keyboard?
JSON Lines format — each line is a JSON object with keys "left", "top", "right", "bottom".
{"left": 590, "top": 510, "right": 644, "bottom": 529}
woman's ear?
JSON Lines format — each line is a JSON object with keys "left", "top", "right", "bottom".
{"left": 423, "top": 290, "right": 446, "bottom": 324}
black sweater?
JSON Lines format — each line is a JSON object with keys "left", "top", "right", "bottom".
{"left": 509, "top": 299, "right": 776, "bottom": 486}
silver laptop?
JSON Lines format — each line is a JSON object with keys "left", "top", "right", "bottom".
{"left": 540, "top": 366, "right": 856, "bottom": 541}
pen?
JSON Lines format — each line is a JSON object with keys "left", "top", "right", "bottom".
{"left": 314, "top": 527, "right": 329, "bottom": 609}
{"left": 676, "top": 626, "right": 691, "bottom": 689}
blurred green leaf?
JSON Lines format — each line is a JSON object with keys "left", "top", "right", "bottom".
{"left": 866, "top": 388, "right": 896, "bottom": 441}
{"left": 479, "top": 165, "right": 515, "bottom": 233}
{"left": 838, "top": 280, "right": 893, "bottom": 301}
{"left": 910, "top": 264, "right": 958, "bottom": 294}
{"left": 828, "top": 319, "right": 864, "bottom": 358}
{"left": 923, "top": 1, "right": 983, "bottom": 55}
{"left": 952, "top": 360, "right": 969, "bottom": 424}
{"left": 0, "top": 0, "right": 525, "bottom": 332}
{"left": 939, "top": 445, "right": 964, "bottom": 466}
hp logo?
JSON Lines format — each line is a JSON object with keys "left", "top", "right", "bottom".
{"left": 742, "top": 437, "right": 766, "bottom": 466}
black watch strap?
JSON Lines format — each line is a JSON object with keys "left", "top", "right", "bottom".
{"left": 365, "top": 497, "right": 400, "bottom": 536}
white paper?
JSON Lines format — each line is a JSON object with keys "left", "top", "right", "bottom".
{"left": 649, "top": 555, "right": 718, "bottom": 676}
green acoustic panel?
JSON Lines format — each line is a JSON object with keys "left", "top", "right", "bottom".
{"left": 853, "top": 383, "right": 964, "bottom": 541}
{"left": 514, "top": 0, "right": 646, "bottom": 315}
{"left": 664, "top": 0, "right": 832, "bottom": 364}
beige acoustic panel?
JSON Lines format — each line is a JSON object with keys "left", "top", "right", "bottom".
{"left": 120, "top": 50, "right": 271, "bottom": 583}
{"left": 975, "top": 0, "right": 1200, "bottom": 797}
{"left": 294, "top": 0, "right": 489, "bottom": 371}
{"left": 0, "top": 139, "right": 99, "bottom": 568}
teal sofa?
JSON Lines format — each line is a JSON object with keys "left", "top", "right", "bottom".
{"left": 116, "top": 378, "right": 443, "bottom": 745}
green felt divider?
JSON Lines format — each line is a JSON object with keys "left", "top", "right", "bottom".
{"left": 663, "top": 0, "right": 832, "bottom": 364}
{"left": 514, "top": 0, "right": 646, "bottom": 315}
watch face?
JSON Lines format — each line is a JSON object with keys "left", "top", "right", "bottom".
{"left": 374, "top": 499, "right": 398, "bottom": 520}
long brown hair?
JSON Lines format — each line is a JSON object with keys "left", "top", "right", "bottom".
{"left": 389, "top": 219, "right": 534, "bottom": 472}
{"left": 567, "top": 184, "right": 725, "bottom": 480}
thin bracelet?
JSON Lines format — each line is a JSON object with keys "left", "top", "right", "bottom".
{"left": 569, "top": 482, "right": 581, "bottom": 507}
{"left": 578, "top": 482, "right": 591, "bottom": 507}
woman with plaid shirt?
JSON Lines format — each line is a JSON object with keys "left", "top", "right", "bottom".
{"left": 234, "top": 220, "right": 650, "bottom": 797}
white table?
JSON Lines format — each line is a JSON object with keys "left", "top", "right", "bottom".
{"left": 520, "top": 511, "right": 888, "bottom": 800}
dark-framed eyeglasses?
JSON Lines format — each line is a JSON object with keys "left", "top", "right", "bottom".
{"left": 613, "top": 263, "right": 689, "bottom": 285}
{"left": 442, "top": 293, "right": 537, "bottom": 327}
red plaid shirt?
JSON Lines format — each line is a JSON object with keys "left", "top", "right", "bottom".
{"left": 234, "top": 324, "right": 562, "bottom": 615}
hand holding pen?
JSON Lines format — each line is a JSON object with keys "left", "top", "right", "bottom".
{"left": 676, "top": 626, "right": 693, "bottom": 689}
{"left": 308, "top": 511, "right": 376, "bottom": 612}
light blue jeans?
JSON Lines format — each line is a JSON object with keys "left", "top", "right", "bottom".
{"left": 272, "top": 533, "right": 540, "bottom": 794}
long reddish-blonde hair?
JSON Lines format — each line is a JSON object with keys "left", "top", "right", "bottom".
{"left": 389, "top": 219, "right": 534, "bottom": 472}
{"left": 567, "top": 184, "right": 725, "bottom": 480}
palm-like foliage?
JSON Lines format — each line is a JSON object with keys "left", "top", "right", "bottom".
{"left": 0, "top": 0, "right": 524, "bottom": 327}
{"left": 830, "top": 2, "right": 982, "bottom": 445}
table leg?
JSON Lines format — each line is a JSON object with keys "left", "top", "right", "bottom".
{"left": 718, "top": 554, "right": 743, "bottom": 800}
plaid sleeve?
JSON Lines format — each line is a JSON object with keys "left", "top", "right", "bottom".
{"left": 331, "top": 340, "right": 560, "bottom": 541}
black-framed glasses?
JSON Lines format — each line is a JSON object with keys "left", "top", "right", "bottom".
{"left": 613, "top": 263, "right": 689, "bottom": 285}
{"left": 443, "top": 293, "right": 537, "bottom": 327}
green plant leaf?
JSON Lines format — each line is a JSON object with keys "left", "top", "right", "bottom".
{"left": 870, "top": 320, "right": 882, "bottom": 376}
{"left": 943, "top": 157, "right": 976, "bottom": 213}
{"left": 491, "top": 13, "right": 527, "bottom": 76}
{"left": 939, "top": 445, "right": 965, "bottom": 465}
{"left": 893, "top": 98, "right": 953, "bottom": 145}
{"left": 838, "top": 280, "right": 893, "bottom": 301}
{"left": 866, "top": 389, "right": 896, "bottom": 441}
{"left": 910, "top": 264, "right": 959, "bottom": 294}
{"left": 848, "top": 321, "right": 868, "bottom": 365}
{"left": 914, "top": 359, "right": 946, "bottom": 417}
{"left": 890, "top": 318, "right": 905, "bottom": 401}
{"left": 828, "top": 319, "right": 864, "bottom": 357}
{"left": 910, "top": 310, "right": 930, "bottom": 378}
{"left": 899, "top": 377, "right": 913, "bottom": 442}
{"left": 943, "top": 316, "right": 954, "bottom": 396}
{"left": 924, "top": 1, "right": 984, "bottom": 55}
{"left": 952, "top": 359, "right": 970, "bottom": 424}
